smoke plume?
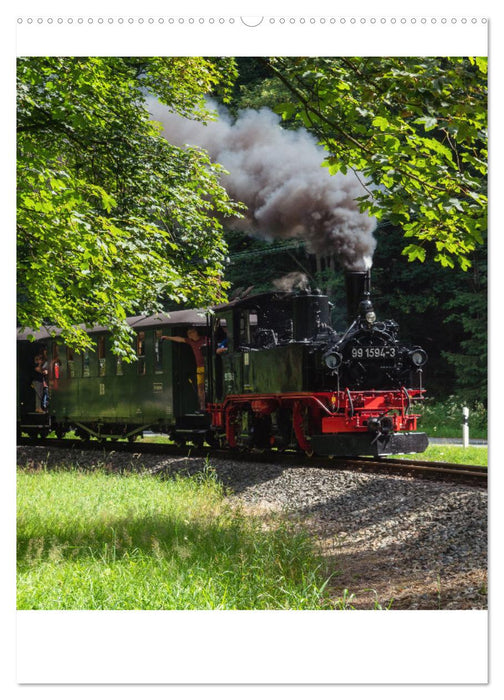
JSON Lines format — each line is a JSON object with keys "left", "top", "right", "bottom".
{"left": 273, "top": 272, "right": 310, "bottom": 292}
{"left": 149, "top": 100, "right": 376, "bottom": 271}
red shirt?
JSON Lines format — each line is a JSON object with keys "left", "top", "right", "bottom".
{"left": 185, "top": 336, "right": 208, "bottom": 368}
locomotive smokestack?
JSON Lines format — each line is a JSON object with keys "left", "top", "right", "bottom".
{"left": 345, "top": 270, "right": 371, "bottom": 322}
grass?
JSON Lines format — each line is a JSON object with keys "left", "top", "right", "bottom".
{"left": 138, "top": 434, "right": 172, "bottom": 444}
{"left": 17, "top": 463, "right": 335, "bottom": 610}
{"left": 44, "top": 429, "right": 173, "bottom": 445}
{"left": 393, "top": 444, "right": 487, "bottom": 467}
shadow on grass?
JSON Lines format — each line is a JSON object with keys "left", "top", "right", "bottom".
{"left": 17, "top": 503, "right": 328, "bottom": 606}
{"left": 18, "top": 510, "right": 249, "bottom": 568}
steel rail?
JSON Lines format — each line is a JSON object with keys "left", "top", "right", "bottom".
{"left": 17, "top": 437, "right": 487, "bottom": 486}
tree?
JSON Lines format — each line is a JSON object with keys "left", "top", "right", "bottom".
{"left": 17, "top": 57, "right": 242, "bottom": 357}
{"left": 227, "top": 58, "right": 293, "bottom": 117}
{"left": 265, "top": 57, "right": 487, "bottom": 271}
{"left": 371, "top": 223, "right": 487, "bottom": 403}
{"left": 441, "top": 250, "right": 487, "bottom": 403}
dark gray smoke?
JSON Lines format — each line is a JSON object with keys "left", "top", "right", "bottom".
{"left": 149, "top": 100, "right": 376, "bottom": 271}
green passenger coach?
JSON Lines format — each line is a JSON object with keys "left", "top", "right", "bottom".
{"left": 17, "top": 309, "right": 209, "bottom": 442}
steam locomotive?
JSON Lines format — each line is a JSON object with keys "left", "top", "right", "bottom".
{"left": 17, "top": 270, "right": 428, "bottom": 456}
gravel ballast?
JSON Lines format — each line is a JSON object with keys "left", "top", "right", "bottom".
{"left": 17, "top": 446, "right": 488, "bottom": 610}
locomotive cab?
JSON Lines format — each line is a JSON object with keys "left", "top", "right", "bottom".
{"left": 209, "top": 290, "right": 336, "bottom": 398}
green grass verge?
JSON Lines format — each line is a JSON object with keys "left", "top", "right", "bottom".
{"left": 17, "top": 464, "right": 335, "bottom": 610}
{"left": 394, "top": 444, "right": 487, "bottom": 467}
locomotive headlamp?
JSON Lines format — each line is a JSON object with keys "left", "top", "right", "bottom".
{"left": 365, "top": 311, "right": 376, "bottom": 324}
{"left": 409, "top": 349, "right": 428, "bottom": 367}
{"left": 323, "top": 351, "right": 342, "bottom": 370}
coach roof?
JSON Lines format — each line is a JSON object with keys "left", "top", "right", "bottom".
{"left": 16, "top": 308, "right": 209, "bottom": 341}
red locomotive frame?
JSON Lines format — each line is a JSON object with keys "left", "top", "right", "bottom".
{"left": 208, "top": 387, "right": 425, "bottom": 452}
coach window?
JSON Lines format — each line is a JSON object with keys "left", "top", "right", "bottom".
{"left": 98, "top": 335, "right": 106, "bottom": 377}
{"left": 116, "top": 357, "right": 123, "bottom": 376}
{"left": 82, "top": 349, "right": 90, "bottom": 377}
{"left": 137, "top": 331, "right": 146, "bottom": 375}
{"left": 52, "top": 342, "right": 61, "bottom": 379}
{"left": 67, "top": 347, "right": 75, "bottom": 378}
{"left": 154, "top": 329, "right": 163, "bottom": 374}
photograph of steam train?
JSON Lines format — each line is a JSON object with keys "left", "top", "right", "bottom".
{"left": 17, "top": 56, "right": 487, "bottom": 614}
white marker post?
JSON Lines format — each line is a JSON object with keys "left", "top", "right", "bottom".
{"left": 462, "top": 406, "right": 470, "bottom": 448}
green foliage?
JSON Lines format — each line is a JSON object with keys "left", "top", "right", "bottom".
{"left": 417, "top": 397, "right": 487, "bottom": 440}
{"left": 17, "top": 57, "right": 242, "bottom": 357}
{"left": 227, "top": 58, "right": 292, "bottom": 116}
{"left": 371, "top": 224, "right": 487, "bottom": 402}
{"left": 440, "top": 259, "right": 487, "bottom": 403}
{"left": 265, "top": 57, "right": 487, "bottom": 270}
{"left": 231, "top": 78, "right": 295, "bottom": 116}
{"left": 17, "top": 466, "right": 334, "bottom": 610}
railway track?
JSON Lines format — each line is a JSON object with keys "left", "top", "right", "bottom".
{"left": 339, "top": 455, "right": 487, "bottom": 486}
{"left": 17, "top": 437, "right": 487, "bottom": 487}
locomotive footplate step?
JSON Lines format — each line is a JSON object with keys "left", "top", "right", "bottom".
{"left": 309, "top": 432, "right": 429, "bottom": 457}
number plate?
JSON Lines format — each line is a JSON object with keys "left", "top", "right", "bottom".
{"left": 351, "top": 345, "right": 397, "bottom": 359}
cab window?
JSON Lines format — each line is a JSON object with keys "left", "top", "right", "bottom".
{"left": 237, "top": 311, "right": 258, "bottom": 348}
